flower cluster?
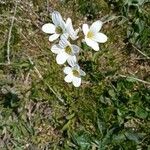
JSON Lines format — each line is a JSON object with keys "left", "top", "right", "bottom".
{"left": 42, "top": 11, "right": 107, "bottom": 87}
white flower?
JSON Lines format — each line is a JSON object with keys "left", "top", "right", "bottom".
{"left": 51, "top": 36, "right": 80, "bottom": 65}
{"left": 82, "top": 20, "right": 108, "bottom": 51}
{"left": 42, "top": 11, "right": 66, "bottom": 42}
{"left": 63, "top": 63, "right": 86, "bottom": 87}
{"left": 65, "top": 18, "right": 79, "bottom": 40}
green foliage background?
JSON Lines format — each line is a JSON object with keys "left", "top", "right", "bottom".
{"left": 0, "top": 0, "right": 150, "bottom": 149}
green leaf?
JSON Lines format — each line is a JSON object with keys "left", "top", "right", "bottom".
{"left": 108, "top": 89, "right": 116, "bottom": 98}
{"left": 72, "top": 132, "right": 91, "bottom": 150}
{"left": 135, "top": 107, "right": 148, "bottom": 119}
{"left": 66, "top": 113, "right": 75, "bottom": 120}
{"left": 125, "top": 132, "right": 140, "bottom": 143}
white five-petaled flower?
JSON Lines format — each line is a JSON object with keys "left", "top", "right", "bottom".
{"left": 63, "top": 63, "right": 86, "bottom": 87}
{"left": 65, "top": 18, "right": 79, "bottom": 40}
{"left": 51, "top": 36, "right": 80, "bottom": 65}
{"left": 82, "top": 20, "right": 108, "bottom": 51}
{"left": 42, "top": 11, "right": 66, "bottom": 42}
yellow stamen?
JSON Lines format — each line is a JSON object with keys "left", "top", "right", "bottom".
{"left": 65, "top": 46, "right": 72, "bottom": 54}
{"left": 55, "top": 26, "right": 63, "bottom": 34}
{"left": 72, "top": 69, "right": 80, "bottom": 77}
{"left": 87, "top": 31, "right": 94, "bottom": 39}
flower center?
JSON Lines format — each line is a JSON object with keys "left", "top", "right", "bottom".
{"left": 87, "top": 31, "right": 94, "bottom": 39}
{"left": 72, "top": 69, "right": 80, "bottom": 77}
{"left": 65, "top": 46, "right": 72, "bottom": 55}
{"left": 55, "top": 26, "right": 63, "bottom": 34}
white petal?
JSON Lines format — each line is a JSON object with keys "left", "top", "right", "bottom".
{"left": 90, "top": 20, "right": 103, "bottom": 33}
{"left": 42, "top": 23, "right": 56, "bottom": 34}
{"left": 93, "top": 32, "right": 108, "bottom": 43}
{"left": 73, "top": 64, "right": 80, "bottom": 70}
{"left": 60, "top": 21, "right": 66, "bottom": 30}
{"left": 80, "top": 70, "right": 86, "bottom": 76}
{"left": 82, "top": 24, "right": 89, "bottom": 35}
{"left": 67, "top": 56, "right": 77, "bottom": 67}
{"left": 75, "top": 29, "right": 79, "bottom": 34}
{"left": 49, "top": 34, "right": 60, "bottom": 41}
{"left": 72, "top": 45, "right": 80, "bottom": 54}
{"left": 67, "top": 56, "right": 77, "bottom": 66}
{"left": 85, "top": 37, "right": 99, "bottom": 51}
{"left": 60, "top": 33, "right": 69, "bottom": 41}
{"left": 64, "top": 67, "right": 72, "bottom": 74}
{"left": 73, "top": 28, "right": 79, "bottom": 40}
{"left": 56, "top": 52, "right": 68, "bottom": 64}
{"left": 66, "top": 18, "right": 72, "bottom": 26}
{"left": 64, "top": 74, "right": 73, "bottom": 83}
{"left": 66, "top": 18, "right": 72, "bottom": 28}
{"left": 69, "top": 32, "right": 79, "bottom": 40}
{"left": 52, "top": 11, "right": 65, "bottom": 29}
{"left": 52, "top": 11, "right": 63, "bottom": 26}
{"left": 66, "top": 18, "right": 79, "bottom": 40}
{"left": 51, "top": 45, "right": 62, "bottom": 54}
{"left": 59, "top": 35, "right": 69, "bottom": 48}
{"left": 72, "top": 77, "right": 81, "bottom": 87}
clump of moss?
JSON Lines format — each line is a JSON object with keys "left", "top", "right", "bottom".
{"left": 77, "top": 0, "right": 108, "bottom": 19}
